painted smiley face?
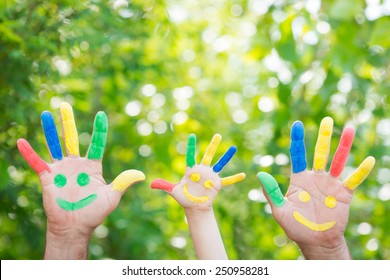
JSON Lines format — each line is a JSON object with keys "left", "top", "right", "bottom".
{"left": 54, "top": 172, "right": 97, "bottom": 211}
{"left": 182, "top": 172, "right": 215, "bottom": 203}
{"left": 293, "top": 191, "right": 337, "bottom": 231}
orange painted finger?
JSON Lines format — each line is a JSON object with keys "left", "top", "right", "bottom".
{"left": 330, "top": 127, "right": 355, "bottom": 177}
{"left": 151, "top": 179, "right": 175, "bottom": 193}
{"left": 17, "top": 139, "right": 50, "bottom": 174}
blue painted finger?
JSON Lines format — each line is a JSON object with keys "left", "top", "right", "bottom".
{"left": 290, "top": 121, "right": 306, "bottom": 173}
{"left": 41, "top": 111, "right": 63, "bottom": 160}
{"left": 213, "top": 146, "right": 237, "bottom": 173}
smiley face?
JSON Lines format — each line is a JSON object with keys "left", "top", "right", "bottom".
{"left": 181, "top": 172, "right": 216, "bottom": 203}
{"left": 293, "top": 190, "right": 337, "bottom": 231}
{"left": 54, "top": 172, "right": 97, "bottom": 211}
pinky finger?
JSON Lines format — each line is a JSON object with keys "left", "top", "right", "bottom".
{"left": 17, "top": 139, "right": 50, "bottom": 174}
{"left": 343, "top": 156, "right": 375, "bottom": 191}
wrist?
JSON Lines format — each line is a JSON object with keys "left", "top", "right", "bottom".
{"left": 297, "top": 238, "right": 351, "bottom": 260}
{"left": 44, "top": 226, "right": 93, "bottom": 260}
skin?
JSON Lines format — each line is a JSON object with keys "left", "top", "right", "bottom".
{"left": 17, "top": 102, "right": 145, "bottom": 259}
{"left": 258, "top": 117, "right": 375, "bottom": 259}
{"left": 151, "top": 134, "right": 246, "bottom": 259}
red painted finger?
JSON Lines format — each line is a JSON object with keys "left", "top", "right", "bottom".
{"left": 330, "top": 127, "right": 355, "bottom": 177}
{"left": 151, "top": 179, "right": 175, "bottom": 192}
{"left": 17, "top": 139, "right": 50, "bottom": 174}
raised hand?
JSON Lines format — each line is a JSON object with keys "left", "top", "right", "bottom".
{"left": 151, "top": 134, "right": 246, "bottom": 210}
{"left": 17, "top": 103, "right": 145, "bottom": 259}
{"left": 257, "top": 117, "right": 375, "bottom": 259}
{"left": 151, "top": 134, "right": 245, "bottom": 259}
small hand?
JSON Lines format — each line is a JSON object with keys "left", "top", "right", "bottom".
{"left": 17, "top": 103, "right": 145, "bottom": 234}
{"left": 151, "top": 134, "right": 246, "bottom": 210}
{"left": 257, "top": 117, "right": 375, "bottom": 257}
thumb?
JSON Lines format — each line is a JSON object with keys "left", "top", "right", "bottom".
{"left": 111, "top": 169, "right": 145, "bottom": 192}
{"left": 257, "top": 172, "right": 286, "bottom": 208}
{"left": 151, "top": 179, "right": 175, "bottom": 193}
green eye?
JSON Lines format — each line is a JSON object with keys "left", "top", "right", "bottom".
{"left": 54, "top": 174, "right": 67, "bottom": 188}
{"left": 77, "top": 172, "right": 90, "bottom": 187}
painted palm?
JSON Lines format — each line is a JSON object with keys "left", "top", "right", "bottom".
{"left": 152, "top": 134, "right": 246, "bottom": 210}
{"left": 17, "top": 103, "right": 145, "bottom": 232}
{"left": 258, "top": 117, "right": 375, "bottom": 247}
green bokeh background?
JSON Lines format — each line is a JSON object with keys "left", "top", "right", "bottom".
{"left": 1, "top": 0, "right": 389, "bottom": 260}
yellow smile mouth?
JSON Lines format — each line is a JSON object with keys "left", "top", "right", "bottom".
{"left": 293, "top": 211, "right": 336, "bottom": 232}
{"left": 182, "top": 184, "right": 209, "bottom": 203}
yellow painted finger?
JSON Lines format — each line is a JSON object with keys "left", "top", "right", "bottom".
{"left": 201, "top": 134, "right": 222, "bottom": 165}
{"left": 344, "top": 156, "right": 375, "bottom": 191}
{"left": 313, "top": 117, "right": 333, "bottom": 171}
{"left": 111, "top": 170, "right": 146, "bottom": 192}
{"left": 60, "top": 102, "right": 79, "bottom": 156}
{"left": 221, "top": 173, "right": 246, "bottom": 187}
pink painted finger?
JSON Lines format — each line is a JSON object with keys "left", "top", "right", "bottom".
{"left": 151, "top": 179, "right": 175, "bottom": 192}
{"left": 330, "top": 127, "right": 355, "bottom": 177}
{"left": 17, "top": 139, "right": 50, "bottom": 174}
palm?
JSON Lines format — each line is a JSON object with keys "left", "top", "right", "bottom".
{"left": 273, "top": 170, "right": 352, "bottom": 246}
{"left": 258, "top": 117, "right": 375, "bottom": 248}
{"left": 17, "top": 102, "right": 145, "bottom": 234}
{"left": 152, "top": 134, "right": 245, "bottom": 210}
{"left": 39, "top": 158, "right": 120, "bottom": 230}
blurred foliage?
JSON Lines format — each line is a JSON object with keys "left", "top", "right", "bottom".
{"left": 1, "top": 0, "right": 389, "bottom": 260}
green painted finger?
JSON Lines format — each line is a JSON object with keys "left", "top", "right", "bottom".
{"left": 186, "top": 134, "right": 196, "bottom": 168}
{"left": 88, "top": 111, "right": 108, "bottom": 160}
{"left": 257, "top": 172, "right": 285, "bottom": 207}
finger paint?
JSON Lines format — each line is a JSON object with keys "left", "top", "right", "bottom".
{"left": 186, "top": 134, "right": 196, "bottom": 168}
{"left": 329, "top": 127, "right": 355, "bottom": 177}
{"left": 344, "top": 156, "right": 375, "bottom": 190}
{"left": 88, "top": 111, "right": 108, "bottom": 160}
{"left": 290, "top": 121, "right": 307, "bottom": 173}
{"left": 313, "top": 117, "right": 333, "bottom": 171}
{"left": 151, "top": 179, "right": 175, "bottom": 192}
{"left": 257, "top": 172, "right": 285, "bottom": 207}
{"left": 17, "top": 139, "right": 50, "bottom": 174}
{"left": 201, "top": 134, "right": 222, "bottom": 165}
{"left": 60, "top": 102, "right": 79, "bottom": 156}
{"left": 41, "top": 111, "right": 63, "bottom": 160}
{"left": 212, "top": 146, "right": 237, "bottom": 173}
{"left": 77, "top": 172, "right": 90, "bottom": 187}
{"left": 221, "top": 173, "right": 246, "bottom": 186}
{"left": 111, "top": 170, "right": 146, "bottom": 192}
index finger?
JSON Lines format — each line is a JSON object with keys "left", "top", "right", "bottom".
{"left": 290, "top": 121, "right": 307, "bottom": 173}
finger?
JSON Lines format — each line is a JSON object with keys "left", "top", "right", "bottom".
{"left": 151, "top": 179, "right": 175, "bottom": 192}
{"left": 17, "top": 139, "right": 50, "bottom": 174}
{"left": 87, "top": 111, "right": 108, "bottom": 160}
{"left": 257, "top": 172, "right": 285, "bottom": 207}
{"left": 41, "top": 111, "right": 63, "bottom": 160}
{"left": 111, "top": 170, "right": 146, "bottom": 192}
{"left": 343, "top": 156, "right": 375, "bottom": 191}
{"left": 201, "top": 134, "right": 222, "bottom": 166}
{"left": 212, "top": 146, "right": 237, "bottom": 173}
{"left": 186, "top": 134, "right": 196, "bottom": 168}
{"left": 290, "top": 121, "right": 307, "bottom": 173}
{"left": 313, "top": 116, "right": 333, "bottom": 171}
{"left": 60, "top": 102, "right": 79, "bottom": 156}
{"left": 221, "top": 173, "right": 246, "bottom": 187}
{"left": 329, "top": 127, "right": 355, "bottom": 177}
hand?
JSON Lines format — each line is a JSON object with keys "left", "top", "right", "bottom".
{"left": 257, "top": 117, "right": 375, "bottom": 259}
{"left": 151, "top": 134, "right": 246, "bottom": 210}
{"left": 17, "top": 102, "right": 145, "bottom": 259}
{"left": 151, "top": 134, "right": 245, "bottom": 259}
